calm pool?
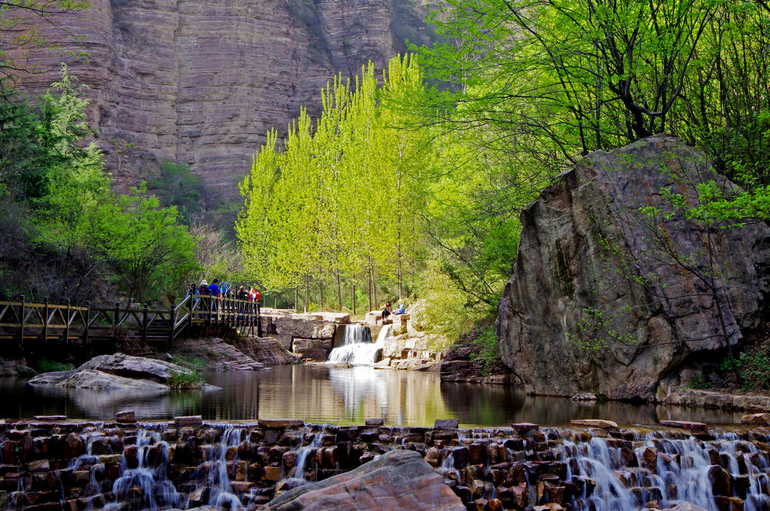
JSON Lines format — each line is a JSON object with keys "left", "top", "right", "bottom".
{"left": 0, "top": 365, "right": 744, "bottom": 427}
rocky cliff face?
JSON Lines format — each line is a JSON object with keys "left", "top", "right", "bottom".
{"left": 5, "top": 0, "right": 430, "bottom": 200}
{"left": 496, "top": 136, "right": 770, "bottom": 400}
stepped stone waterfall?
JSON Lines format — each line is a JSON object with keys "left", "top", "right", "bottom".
{"left": 2, "top": 418, "right": 770, "bottom": 510}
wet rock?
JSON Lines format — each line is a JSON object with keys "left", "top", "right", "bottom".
{"left": 115, "top": 411, "right": 136, "bottom": 424}
{"left": 435, "top": 419, "right": 460, "bottom": 430}
{"left": 469, "top": 443, "right": 487, "bottom": 465}
{"left": 570, "top": 419, "right": 618, "bottom": 429}
{"left": 259, "top": 419, "right": 305, "bottom": 429}
{"left": 282, "top": 451, "right": 297, "bottom": 469}
{"left": 513, "top": 423, "right": 540, "bottom": 435}
{"left": 741, "top": 413, "right": 770, "bottom": 426}
{"left": 708, "top": 465, "right": 731, "bottom": 496}
{"left": 365, "top": 418, "right": 384, "bottom": 426}
{"left": 571, "top": 393, "right": 597, "bottom": 401}
{"left": 659, "top": 421, "right": 708, "bottom": 435}
{"left": 424, "top": 447, "right": 441, "bottom": 467}
{"left": 661, "top": 503, "right": 710, "bottom": 511}
{"left": 263, "top": 465, "right": 282, "bottom": 482}
{"left": 260, "top": 450, "right": 465, "bottom": 510}
{"left": 27, "top": 460, "right": 49, "bottom": 472}
{"left": 175, "top": 416, "right": 203, "bottom": 428}
{"left": 63, "top": 434, "right": 85, "bottom": 459}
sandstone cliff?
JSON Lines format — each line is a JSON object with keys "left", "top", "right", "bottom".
{"left": 5, "top": 0, "right": 430, "bottom": 200}
{"left": 495, "top": 136, "right": 770, "bottom": 400}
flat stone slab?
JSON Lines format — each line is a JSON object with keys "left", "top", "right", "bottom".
{"left": 511, "top": 423, "right": 539, "bottom": 434}
{"left": 175, "top": 416, "right": 203, "bottom": 428}
{"left": 33, "top": 415, "right": 67, "bottom": 421}
{"left": 365, "top": 418, "right": 384, "bottom": 426}
{"left": 741, "top": 413, "right": 770, "bottom": 426}
{"left": 571, "top": 419, "right": 618, "bottom": 429}
{"left": 659, "top": 420, "right": 708, "bottom": 434}
{"left": 434, "top": 419, "right": 459, "bottom": 429}
{"left": 258, "top": 419, "right": 305, "bottom": 429}
{"left": 116, "top": 411, "right": 137, "bottom": 423}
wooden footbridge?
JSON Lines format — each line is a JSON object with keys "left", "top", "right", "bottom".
{"left": 0, "top": 294, "right": 261, "bottom": 349}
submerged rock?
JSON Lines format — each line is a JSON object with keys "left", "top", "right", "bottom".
{"left": 496, "top": 136, "right": 770, "bottom": 399}
{"left": 259, "top": 449, "right": 465, "bottom": 511}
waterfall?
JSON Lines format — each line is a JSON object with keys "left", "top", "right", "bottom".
{"left": 10, "top": 419, "right": 770, "bottom": 511}
{"left": 208, "top": 427, "right": 245, "bottom": 510}
{"left": 108, "top": 428, "right": 183, "bottom": 511}
{"left": 327, "top": 324, "right": 389, "bottom": 365}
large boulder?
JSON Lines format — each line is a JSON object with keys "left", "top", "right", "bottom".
{"left": 28, "top": 353, "right": 216, "bottom": 390}
{"left": 78, "top": 353, "right": 187, "bottom": 383}
{"left": 496, "top": 136, "right": 770, "bottom": 399}
{"left": 53, "top": 369, "right": 170, "bottom": 390}
{"left": 259, "top": 449, "right": 465, "bottom": 511}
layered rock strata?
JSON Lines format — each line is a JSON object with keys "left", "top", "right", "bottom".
{"left": 4, "top": 0, "right": 431, "bottom": 200}
{"left": 496, "top": 136, "right": 770, "bottom": 399}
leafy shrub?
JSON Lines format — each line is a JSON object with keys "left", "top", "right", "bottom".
{"left": 724, "top": 350, "right": 770, "bottom": 391}
{"left": 412, "top": 256, "right": 492, "bottom": 350}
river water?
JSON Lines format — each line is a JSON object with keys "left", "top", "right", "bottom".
{"left": 0, "top": 365, "right": 744, "bottom": 426}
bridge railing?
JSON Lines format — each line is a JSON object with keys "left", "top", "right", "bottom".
{"left": 0, "top": 294, "right": 261, "bottom": 346}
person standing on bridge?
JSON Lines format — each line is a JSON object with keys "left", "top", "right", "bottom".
{"left": 209, "top": 279, "right": 221, "bottom": 317}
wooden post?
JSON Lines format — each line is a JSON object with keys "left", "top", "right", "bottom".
{"left": 43, "top": 297, "right": 49, "bottom": 344}
{"left": 84, "top": 301, "right": 90, "bottom": 345}
{"left": 188, "top": 294, "right": 194, "bottom": 331}
{"left": 206, "top": 296, "right": 212, "bottom": 332}
{"left": 168, "top": 304, "right": 174, "bottom": 347}
{"left": 257, "top": 301, "right": 262, "bottom": 337}
{"left": 19, "top": 295, "right": 25, "bottom": 345}
{"left": 114, "top": 302, "right": 120, "bottom": 328}
{"left": 64, "top": 299, "right": 71, "bottom": 344}
{"left": 142, "top": 304, "right": 148, "bottom": 345}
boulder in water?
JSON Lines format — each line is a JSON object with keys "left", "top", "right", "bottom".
{"left": 258, "top": 449, "right": 465, "bottom": 511}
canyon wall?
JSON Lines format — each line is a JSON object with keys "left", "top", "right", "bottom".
{"left": 4, "top": 0, "right": 430, "bottom": 200}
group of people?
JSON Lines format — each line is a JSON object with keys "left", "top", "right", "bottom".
{"left": 192, "top": 279, "right": 261, "bottom": 302}
{"left": 381, "top": 300, "right": 407, "bottom": 322}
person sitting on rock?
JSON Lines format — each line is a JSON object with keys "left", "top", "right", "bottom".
{"left": 382, "top": 301, "right": 392, "bottom": 322}
{"left": 394, "top": 303, "right": 406, "bottom": 315}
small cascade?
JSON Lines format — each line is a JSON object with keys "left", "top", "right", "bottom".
{"left": 287, "top": 431, "right": 324, "bottom": 484}
{"left": 328, "top": 324, "right": 389, "bottom": 365}
{"left": 108, "top": 428, "right": 183, "bottom": 511}
{"left": 207, "top": 427, "right": 245, "bottom": 510}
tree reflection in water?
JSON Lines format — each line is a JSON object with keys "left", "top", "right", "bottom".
{"left": 0, "top": 368, "right": 746, "bottom": 426}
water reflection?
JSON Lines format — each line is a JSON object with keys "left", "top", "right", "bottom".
{"left": 0, "top": 367, "right": 747, "bottom": 427}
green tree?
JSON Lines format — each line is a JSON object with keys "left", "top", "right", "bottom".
{"left": 148, "top": 159, "right": 204, "bottom": 225}
{"left": 100, "top": 185, "right": 199, "bottom": 304}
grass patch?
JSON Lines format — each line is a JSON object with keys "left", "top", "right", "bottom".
{"left": 170, "top": 355, "right": 206, "bottom": 371}
{"left": 33, "top": 358, "right": 75, "bottom": 373}
{"left": 168, "top": 369, "right": 204, "bottom": 389}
